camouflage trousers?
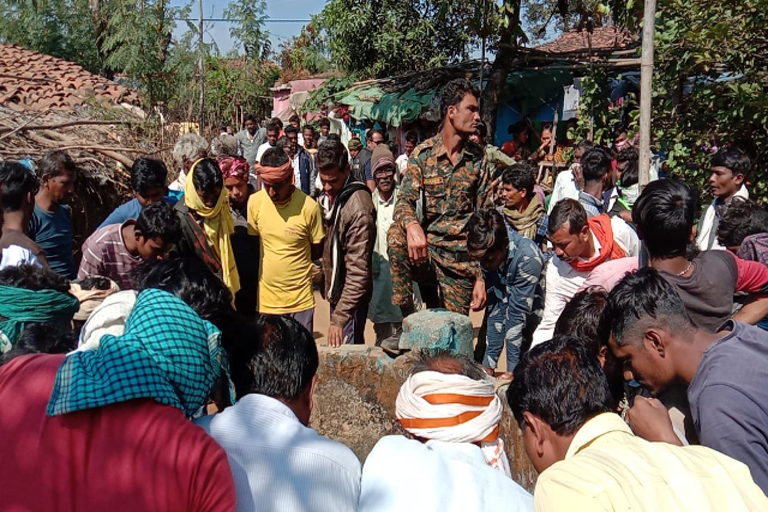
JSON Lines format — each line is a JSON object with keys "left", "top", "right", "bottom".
{"left": 387, "top": 223, "right": 476, "bottom": 316}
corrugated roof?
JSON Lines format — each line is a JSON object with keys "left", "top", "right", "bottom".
{"left": 0, "top": 43, "right": 141, "bottom": 112}
{"left": 533, "top": 27, "right": 635, "bottom": 54}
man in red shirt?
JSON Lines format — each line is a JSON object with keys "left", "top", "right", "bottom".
{"left": 0, "top": 287, "right": 236, "bottom": 512}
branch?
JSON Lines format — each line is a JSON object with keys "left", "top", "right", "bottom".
{"left": 0, "top": 119, "right": 137, "bottom": 135}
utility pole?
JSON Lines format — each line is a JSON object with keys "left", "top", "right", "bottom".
{"left": 638, "top": 0, "right": 657, "bottom": 189}
{"left": 198, "top": 0, "right": 205, "bottom": 135}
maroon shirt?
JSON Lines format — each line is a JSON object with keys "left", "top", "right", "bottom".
{"left": 0, "top": 354, "right": 236, "bottom": 512}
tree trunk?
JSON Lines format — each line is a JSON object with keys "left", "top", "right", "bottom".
{"left": 480, "top": 42, "right": 516, "bottom": 142}
{"left": 480, "top": 0, "right": 522, "bottom": 143}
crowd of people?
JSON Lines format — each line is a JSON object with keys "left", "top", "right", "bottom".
{"left": 0, "top": 76, "right": 767, "bottom": 511}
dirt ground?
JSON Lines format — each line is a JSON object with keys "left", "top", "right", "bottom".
{"left": 311, "top": 291, "right": 508, "bottom": 373}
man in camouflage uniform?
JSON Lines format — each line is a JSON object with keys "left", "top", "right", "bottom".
{"left": 387, "top": 79, "right": 494, "bottom": 331}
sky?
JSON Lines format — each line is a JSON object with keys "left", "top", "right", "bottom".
{"left": 170, "top": 0, "right": 323, "bottom": 55}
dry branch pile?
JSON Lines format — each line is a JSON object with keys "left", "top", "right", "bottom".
{"left": 0, "top": 104, "right": 175, "bottom": 258}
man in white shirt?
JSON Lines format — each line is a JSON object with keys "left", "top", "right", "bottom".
{"left": 532, "top": 199, "right": 638, "bottom": 345}
{"left": 696, "top": 146, "right": 750, "bottom": 251}
{"left": 254, "top": 121, "right": 281, "bottom": 176}
{"left": 395, "top": 130, "right": 418, "bottom": 181}
{"left": 547, "top": 141, "right": 592, "bottom": 215}
{"left": 369, "top": 146, "right": 404, "bottom": 346}
{"left": 196, "top": 315, "right": 360, "bottom": 512}
{"left": 360, "top": 349, "right": 533, "bottom": 512}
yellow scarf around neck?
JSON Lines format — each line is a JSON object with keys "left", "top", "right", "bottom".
{"left": 184, "top": 159, "right": 240, "bottom": 296}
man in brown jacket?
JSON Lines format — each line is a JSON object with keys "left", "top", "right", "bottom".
{"left": 317, "top": 139, "right": 376, "bottom": 347}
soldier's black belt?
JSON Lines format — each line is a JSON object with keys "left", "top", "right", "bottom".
{"left": 430, "top": 246, "right": 471, "bottom": 264}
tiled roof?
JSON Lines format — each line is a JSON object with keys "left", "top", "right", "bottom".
{"left": 533, "top": 26, "right": 635, "bottom": 54}
{"left": 0, "top": 43, "right": 141, "bottom": 112}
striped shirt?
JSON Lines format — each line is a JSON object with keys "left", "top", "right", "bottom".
{"left": 78, "top": 221, "right": 141, "bottom": 290}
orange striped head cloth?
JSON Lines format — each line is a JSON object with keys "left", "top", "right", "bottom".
{"left": 395, "top": 370, "right": 512, "bottom": 476}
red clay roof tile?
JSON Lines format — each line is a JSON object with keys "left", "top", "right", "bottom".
{"left": 0, "top": 43, "right": 141, "bottom": 112}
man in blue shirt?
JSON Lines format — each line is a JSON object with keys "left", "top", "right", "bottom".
{"left": 98, "top": 157, "right": 176, "bottom": 229}
{"left": 29, "top": 150, "right": 77, "bottom": 279}
{"left": 468, "top": 209, "right": 544, "bottom": 379}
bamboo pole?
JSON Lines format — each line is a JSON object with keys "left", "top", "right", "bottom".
{"left": 639, "top": 0, "right": 657, "bottom": 188}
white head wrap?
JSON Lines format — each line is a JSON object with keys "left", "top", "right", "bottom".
{"left": 74, "top": 290, "right": 138, "bottom": 352}
{"left": 396, "top": 370, "right": 512, "bottom": 476}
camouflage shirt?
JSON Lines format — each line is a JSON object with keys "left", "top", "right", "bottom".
{"left": 394, "top": 133, "right": 494, "bottom": 252}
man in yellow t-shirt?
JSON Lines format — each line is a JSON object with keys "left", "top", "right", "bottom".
{"left": 249, "top": 147, "right": 325, "bottom": 333}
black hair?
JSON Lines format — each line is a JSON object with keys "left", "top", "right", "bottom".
{"left": 613, "top": 124, "right": 628, "bottom": 139}
{"left": 302, "top": 125, "right": 315, "bottom": 134}
{"left": 260, "top": 147, "right": 289, "bottom": 168}
{"left": 548, "top": 198, "right": 587, "bottom": 235}
{"left": 0, "top": 161, "right": 38, "bottom": 212}
{"left": 440, "top": 78, "right": 480, "bottom": 120}
{"left": 510, "top": 120, "right": 528, "bottom": 136}
{"left": 317, "top": 139, "right": 349, "bottom": 173}
{"left": 554, "top": 288, "right": 610, "bottom": 355}
{"left": 475, "top": 121, "right": 487, "bottom": 139}
{"left": 191, "top": 158, "right": 223, "bottom": 195}
{"left": 711, "top": 146, "right": 750, "bottom": 177}
{"left": 75, "top": 276, "right": 113, "bottom": 290}
{"left": 318, "top": 117, "right": 330, "bottom": 128}
{"left": 386, "top": 141, "right": 399, "bottom": 156}
{"left": 575, "top": 140, "right": 594, "bottom": 153}
{"left": 405, "top": 130, "right": 419, "bottom": 144}
{"left": 135, "top": 201, "right": 182, "bottom": 244}
{"left": 411, "top": 348, "right": 486, "bottom": 381}
{"left": 0, "top": 323, "right": 77, "bottom": 367}
{"left": 580, "top": 147, "right": 612, "bottom": 183}
{"left": 0, "top": 265, "right": 75, "bottom": 356}
{"left": 717, "top": 197, "right": 768, "bottom": 248}
{"left": 632, "top": 179, "right": 695, "bottom": 259}
{"left": 37, "top": 149, "right": 76, "bottom": 178}
{"left": 289, "top": 113, "right": 300, "bottom": 123}
{"left": 266, "top": 121, "right": 281, "bottom": 133}
{"left": 270, "top": 117, "right": 284, "bottom": 129}
{"left": 231, "top": 314, "right": 318, "bottom": 400}
{"left": 369, "top": 129, "right": 386, "bottom": 142}
{"left": 244, "top": 114, "right": 256, "bottom": 123}
{"left": 0, "top": 263, "right": 70, "bottom": 293}
{"left": 500, "top": 163, "right": 535, "bottom": 197}
{"left": 284, "top": 125, "right": 299, "bottom": 136}
{"left": 467, "top": 209, "right": 509, "bottom": 256}
{"left": 606, "top": 267, "right": 693, "bottom": 347}
{"left": 616, "top": 147, "right": 639, "bottom": 187}
{"left": 326, "top": 133, "right": 341, "bottom": 143}
{"left": 131, "top": 257, "right": 233, "bottom": 327}
{"left": 619, "top": 159, "right": 639, "bottom": 188}
{"left": 507, "top": 335, "right": 612, "bottom": 435}
{"left": 615, "top": 147, "right": 638, "bottom": 164}
{"left": 130, "top": 157, "right": 168, "bottom": 195}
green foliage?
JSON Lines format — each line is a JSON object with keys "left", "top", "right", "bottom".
{"left": 102, "top": 0, "right": 183, "bottom": 107}
{"left": 223, "top": 0, "right": 270, "bottom": 60}
{"left": 303, "top": 76, "right": 358, "bottom": 113}
{"left": 278, "top": 20, "right": 331, "bottom": 76}
{"left": 0, "top": 0, "right": 100, "bottom": 72}
{"left": 523, "top": 0, "right": 629, "bottom": 44}
{"left": 317, "top": 0, "right": 487, "bottom": 78}
{"left": 572, "top": 70, "right": 637, "bottom": 146}
{"left": 651, "top": 0, "right": 768, "bottom": 202}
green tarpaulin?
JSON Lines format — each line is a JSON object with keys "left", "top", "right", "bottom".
{"left": 331, "top": 68, "right": 574, "bottom": 127}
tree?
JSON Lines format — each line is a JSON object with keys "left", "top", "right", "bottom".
{"left": 317, "top": 0, "right": 483, "bottom": 79}
{"left": 102, "top": 0, "right": 184, "bottom": 106}
{"left": 278, "top": 21, "right": 331, "bottom": 77}
{"left": 223, "top": 0, "right": 270, "bottom": 60}
{"left": 0, "top": 0, "right": 100, "bottom": 72}
{"left": 650, "top": 0, "right": 768, "bottom": 201}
